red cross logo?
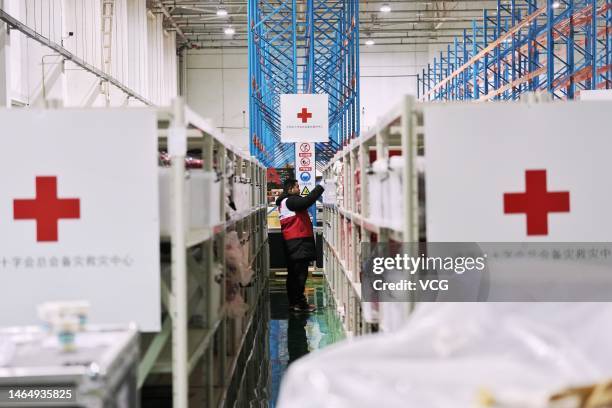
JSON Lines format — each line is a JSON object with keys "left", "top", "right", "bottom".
{"left": 297, "top": 107, "right": 312, "bottom": 123}
{"left": 13, "top": 176, "right": 81, "bottom": 242}
{"left": 503, "top": 170, "right": 570, "bottom": 236}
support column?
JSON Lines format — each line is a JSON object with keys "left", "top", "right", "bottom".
{"left": 0, "top": 0, "right": 11, "bottom": 107}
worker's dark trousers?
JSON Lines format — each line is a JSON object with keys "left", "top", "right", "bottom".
{"left": 286, "top": 259, "right": 309, "bottom": 306}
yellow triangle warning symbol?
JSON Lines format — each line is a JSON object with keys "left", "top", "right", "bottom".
{"left": 301, "top": 186, "right": 310, "bottom": 196}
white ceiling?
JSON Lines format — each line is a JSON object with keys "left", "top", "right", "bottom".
{"left": 153, "top": 0, "right": 502, "bottom": 49}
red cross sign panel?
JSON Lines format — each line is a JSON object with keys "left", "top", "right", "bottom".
{"left": 0, "top": 109, "right": 161, "bottom": 331}
{"left": 280, "top": 94, "right": 329, "bottom": 143}
{"left": 503, "top": 169, "right": 570, "bottom": 236}
{"left": 424, "top": 101, "right": 612, "bottom": 242}
{"left": 13, "top": 176, "right": 81, "bottom": 242}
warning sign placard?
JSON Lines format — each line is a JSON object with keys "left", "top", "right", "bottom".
{"left": 295, "top": 142, "right": 315, "bottom": 198}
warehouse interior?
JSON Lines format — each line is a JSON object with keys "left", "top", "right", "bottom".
{"left": 0, "top": 0, "right": 611, "bottom": 407}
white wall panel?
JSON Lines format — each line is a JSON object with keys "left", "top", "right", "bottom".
{"left": 185, "top": 49, "right": 249, "bottom": 150}
{"left": 359, "top": 45, "right": 429, "bottom": 131}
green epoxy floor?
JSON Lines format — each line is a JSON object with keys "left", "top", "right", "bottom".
{"left": 268, "top": 275, "right": 345, "bottom": 407}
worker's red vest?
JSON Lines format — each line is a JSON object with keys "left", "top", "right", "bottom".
{"left": 279, "top": 197, "right": 314, "bottom": 240}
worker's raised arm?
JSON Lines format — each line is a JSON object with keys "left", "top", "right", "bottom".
{"left": 285, "top": 184, "right": 325, "bottom": 212}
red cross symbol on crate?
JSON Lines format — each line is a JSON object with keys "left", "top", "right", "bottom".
{"left": 13, "top": 176, "right": 81, "bottom": 242}
{"left": 297, "top": 107, "right": 312, "bottom": 123}
{"left": 503, "top": 169, "right": 570, "bottom": 236}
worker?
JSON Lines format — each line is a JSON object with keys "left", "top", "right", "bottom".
{"left": 276, "top": 178, "right": 324, "bottom": 313}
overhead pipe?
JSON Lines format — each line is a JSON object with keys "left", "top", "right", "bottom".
{"left": 0, "top": 8, "right": 153, "bottom": 105}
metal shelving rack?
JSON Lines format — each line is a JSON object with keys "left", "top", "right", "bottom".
{"left": 139, "top": 99, "right": 269, "bottom": 408}
{"left": 247, "top": 0, "right": 298, "bottom": 167}
{"left": 305, "top": 0, "right": 360, "bottom": 166}
{"left": 321, "top": 96, "right": 420, "bottom": 335}
{"left": 248, "top": 0, "right": 359, "bottom": 170}
{"left": 417, "top": 0, "right": 612, "bottom": 101}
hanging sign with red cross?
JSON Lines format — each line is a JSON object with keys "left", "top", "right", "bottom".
{"left": 280, "top": 93, "right": 329, "bottom": 143}
{"left": 0, "top": 109, "right": 161, "bottom": 331}
{"left": 423, "top": 101, "right": 612, "bottom": 242}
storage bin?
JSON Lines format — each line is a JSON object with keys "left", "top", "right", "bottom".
{"left": 159, "top": 167, "right": 191, "bottom": 237}
{"left": 190, "top": 170, "right": 222, "bottom": 228}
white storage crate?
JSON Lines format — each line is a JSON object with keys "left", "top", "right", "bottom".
{"left": 190, "top": 170, "right": 222, "bottom": 228}
{"left": 159, "top": 167, "right": 191, "bottom": 237}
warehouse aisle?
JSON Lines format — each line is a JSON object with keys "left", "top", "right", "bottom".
{"left": 268, "top": 275, "right": 345, "bottom": 407}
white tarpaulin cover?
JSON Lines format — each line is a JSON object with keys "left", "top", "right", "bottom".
{"left": 278, "top": 303, "right": 612, "bottom": 408}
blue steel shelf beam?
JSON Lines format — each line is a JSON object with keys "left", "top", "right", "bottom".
{"left": 417, "top": 0, "right": 612, "bottom": 101}
{"left": 306, "top": 0, "right": 360, "bottom": 170}
{"left": 249, "top": 0, "right": 359, "bottom": 170}
{"left": 249, "top": 0, "right": 298, "bottom": 167}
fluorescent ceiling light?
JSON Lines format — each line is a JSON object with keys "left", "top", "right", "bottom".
{"left": 365, "top": 39, "right": 375, "bottom": 46}
{"left": 224, "top": 26, "right": 235, "bottom": 35}
{"left": 552, "top": 1, "right": 561, "bottom": 8}
{"left": 217, "top": 8, "right": 228, "bottom": 16}
{"left": 380, "top": 4, "right": 391, "bottom": 12}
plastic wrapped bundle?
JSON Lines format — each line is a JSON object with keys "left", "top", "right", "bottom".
{"left": 367, "top": 159, "right": 387, "bottom": 225}
{"left": 322, "top": 178, "right": 338, "bottom": 205}
{"left": 334, "top": 161, "right": 344, "bottom": 207}
{"left": 278, "top": 303, "right": 612, "bottom": 408}
{"left": 225, "top": 231, "right": 253, "bottom": 318}
{"left": 387, "top": 156, "right": 405, "bottom": 231}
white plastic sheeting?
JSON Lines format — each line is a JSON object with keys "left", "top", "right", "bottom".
{"left": 278, "top": 303, "right": 612, "bottom": 408}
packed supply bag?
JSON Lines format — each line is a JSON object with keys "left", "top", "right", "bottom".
{"left": 225, "top": 231, "right": 254, "bottom": 286}
{"left": 224, "top": 231, "right": 253, "bottom": 318}
{"left": 277, "top": 303, "right": 612, "bottom": 408}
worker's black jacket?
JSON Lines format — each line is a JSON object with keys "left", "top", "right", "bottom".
{"left": 275, "top": 185, "right": 324, "bottom": 261}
